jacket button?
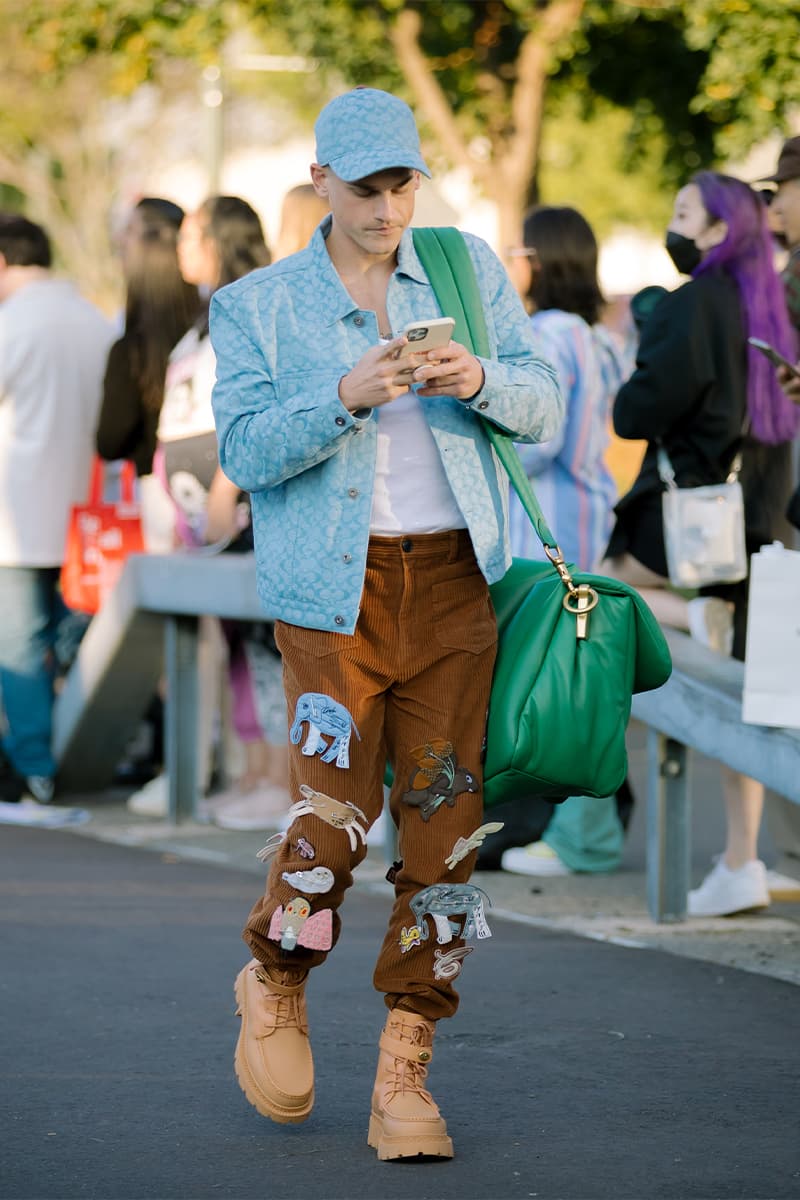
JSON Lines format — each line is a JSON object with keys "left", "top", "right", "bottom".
{"left": 334, "top": 614, "right": 345, "bottom": 625}
{"left": 335, "top": 415, "right": 346, "bottom": 427}
{"left": 353, "top": 314, "right": 364, "bottom": 326}
{"left": 401, "top": 538, "right": 413, "bottom": 552}
{"left": 477, "top": 400, "right": 489, "bottom": 410}
{"left": 348, "top": 487, "right": 359, "bottom": 498}
{"left": 342, "top": 553, "right": 352, "bottom": 563}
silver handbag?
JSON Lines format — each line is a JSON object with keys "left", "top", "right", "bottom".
{"left": 658, "top": 446, "right": 747, "bottom": 588}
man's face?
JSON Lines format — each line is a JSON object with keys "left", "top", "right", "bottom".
{"left": 772, "top": 178, "right": 800, "bottom": 251}
{"left": 311, "top": 166, "right": 420, "bottom": 258}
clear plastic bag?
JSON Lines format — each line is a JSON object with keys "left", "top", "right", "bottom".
{"left": 659, "top": 448, "right": 747, "bottom": 589}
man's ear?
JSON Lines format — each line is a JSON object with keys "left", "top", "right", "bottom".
{"left": 310, "top": 164, "right": 329, "bottom": 199}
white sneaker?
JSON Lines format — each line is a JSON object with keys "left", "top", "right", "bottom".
{"left": 126, "top": 774, "right": 168, "bottom": 817}
{"left": 687, "top": 597, "right": 734, "bottom": 656}
{"left": 688, "top": 858, "right": 769, "bottom": 917}
{"left": 765, "top": 869, "right": 800, "bottom": 902}
{"left": 213, "top": 782, "right": 292, "bottom": 831}
{"left": 24, "top": 775, "right": 55, "bottom": 804}
{"left": 0, "top": 798, "right": 90, "bottom": 828}
{"left": 500, "top": 841, "right": 571, "bottom": 876}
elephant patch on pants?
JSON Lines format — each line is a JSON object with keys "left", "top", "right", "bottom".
{"left": 290, "top": 692, "right": 360, "bottom": 768}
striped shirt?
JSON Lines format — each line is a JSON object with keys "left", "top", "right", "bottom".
{"left": 508, "top": 309, "right": 632, "bottom": 570}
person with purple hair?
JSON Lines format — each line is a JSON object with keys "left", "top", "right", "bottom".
{"left": 602, "top": 170, "right": 800, "bottom": 917}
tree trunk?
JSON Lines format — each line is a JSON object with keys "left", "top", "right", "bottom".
{"left": 392, "top": 0, "right": 585, "bottom": 253}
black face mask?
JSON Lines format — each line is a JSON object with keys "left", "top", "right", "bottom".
{"left": 665, "top": 231, "right": 702, "bottom": 275}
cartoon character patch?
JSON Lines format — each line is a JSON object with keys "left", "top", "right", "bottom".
{"left": 268, "top": 898, "right": 333, "bottom": 951}
{"left": 433, "top": 945, "right": 474, "bottom": 981}
{"left": 401, "top": 739, "right": 479, "bottom": 821}
{"left": 286, "top": 784, "right": 367, "bottom": 851}
{"left": 399, "top": 925, "right": 424, "bottom": 954}
{"left": 281, "top": 866, "right": 335, "bottom": 894}
{"left": 256, "top": 831, "right": 286, "bottom": 864}
{"left": 409, "top": 883, "right": 492, "bottom": 944}
{"left": 445, "top": 821, "right": 505, "bottom": 870}
{"left": 290, "top": 692, "right": 360, "bottom": 768}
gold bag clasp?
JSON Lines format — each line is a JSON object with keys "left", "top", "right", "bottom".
{"left": 562, "top": 584, "right": 599, "bottom": 640}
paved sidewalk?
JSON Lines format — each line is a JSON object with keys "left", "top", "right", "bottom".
{"left": 2, "top": 825, "right": 798, "bottom": 1200}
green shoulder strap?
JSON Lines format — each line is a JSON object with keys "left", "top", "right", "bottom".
{"left": 411, "top": 226, "right": 559, "bottom": 552}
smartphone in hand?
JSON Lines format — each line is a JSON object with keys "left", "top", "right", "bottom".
{"left": 396, "top": 317, "right": 455, "bottom": 357}
{"left": 748, "top": 337, "right": 800, "bottom": 378}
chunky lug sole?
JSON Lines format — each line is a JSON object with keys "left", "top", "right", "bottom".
{"left": 233, "top": 970, "right": 314, "bottom": 1124}
{"left": 367, "top": 1111, "right": 454, "bottom": 1160}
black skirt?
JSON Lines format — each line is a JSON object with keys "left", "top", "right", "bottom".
{"left": 605, "top": 490, "right": 668, "bottom": 578}
{"left": 605, "top": 441, "right": 794, "bottom": 662}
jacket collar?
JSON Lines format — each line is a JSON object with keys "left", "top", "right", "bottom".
{"left": 310, "top": 217, "right": 429, "bottom": 327}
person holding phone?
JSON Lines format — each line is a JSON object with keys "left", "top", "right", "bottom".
{"left": 778, "top": 362, "right": 800, "bottom": 402}
{"left": 602, "top": 171, "right": 799, "bottom": 918}
{"left": 209, "top": 88, "right": 561, "bottom": 1158}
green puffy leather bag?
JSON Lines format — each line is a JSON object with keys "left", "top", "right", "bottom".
{"left": 412, "top": 227, "right": 672, "bottom": 809}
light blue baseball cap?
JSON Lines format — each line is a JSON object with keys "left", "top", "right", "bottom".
{"left": 314, "top": 87, "right": 431, "bottom": 182}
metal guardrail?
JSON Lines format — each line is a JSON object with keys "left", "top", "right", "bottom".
{"left": 53, "top": 553, "right": 266, "bottom": 807}
{"left": 632, "top": 627, "right": 800, "bottom": 923}
{"left": 54, "top": 556, "right": 800, "bottom": 924}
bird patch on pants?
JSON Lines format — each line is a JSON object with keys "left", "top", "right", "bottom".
{"left": 268, "top": 898, "right": 333, "bottom": 951}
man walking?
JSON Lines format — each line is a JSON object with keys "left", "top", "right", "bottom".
{"left": 0, "top": 214, "right": 113, "bottom": 804}
{"left": 211, "top": 87, "right": 561, "bottom": 1159}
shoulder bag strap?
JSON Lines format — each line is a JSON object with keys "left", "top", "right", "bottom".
{"left": 411, "top": 226, "right": 560, "bottom": 555}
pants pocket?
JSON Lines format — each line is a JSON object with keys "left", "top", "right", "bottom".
{"left": 430, "top": 572, "right": 497, "bottom": 655}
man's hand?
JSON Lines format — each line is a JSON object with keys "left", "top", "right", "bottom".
{"left": 412, "top": 341, "right": 485, "bottom": 401}
{"left": 338, "top": 337, "right": 422, "bottom": 412}
{"left": 778, "top": 363, "right": 800, "bottom": 403}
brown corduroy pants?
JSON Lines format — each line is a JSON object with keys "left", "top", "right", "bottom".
{"left": 243, "top": 530, "right": 497, "bottom": 1021}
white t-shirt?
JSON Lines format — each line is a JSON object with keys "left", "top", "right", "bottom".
{"left": 369, "top": 382, "right": 466, "bottom": 535}
{"left": 0, "top": 278, "right": 114, "bottom": 566}
{"left": 141, "top": 326, "right": 219, "bottom": 552}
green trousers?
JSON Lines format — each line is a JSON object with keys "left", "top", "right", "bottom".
{"left": 543, "top": 793, "right": 624, "bottom": 873}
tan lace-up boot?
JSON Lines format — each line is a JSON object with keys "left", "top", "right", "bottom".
{"left": 234, "top": 959, "right": 314, "bottom": 1124}
{"left": 368, "top": 1008, "right": 454, "bottom": 1160}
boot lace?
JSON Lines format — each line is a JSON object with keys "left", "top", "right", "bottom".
{"left": 385, "top": 1021, "right": 435, "bottom": 1105}
{"left": 253, "top": 968, "right": 308, "bottom": 1033}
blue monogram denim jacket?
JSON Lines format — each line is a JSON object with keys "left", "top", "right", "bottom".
{"left": 210, "top": 219, "right": 562, "bottom": 633}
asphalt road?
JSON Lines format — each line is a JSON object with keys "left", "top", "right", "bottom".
{"left": 1, "top": 827, "right": 798, "bottom": 1200}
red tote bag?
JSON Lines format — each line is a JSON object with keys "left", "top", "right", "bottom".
{"left": 61, "top": 458, "right": 145, "bottom": 614}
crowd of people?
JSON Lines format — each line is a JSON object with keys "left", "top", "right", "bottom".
{"left": 0, "top": 183, "right": 329, "bottom": 833}
{"left": 2, "top": 85, "right": 800, "bottom": 1157}
{"left": 499, "top": 156, "right": 800, "bottom": 922}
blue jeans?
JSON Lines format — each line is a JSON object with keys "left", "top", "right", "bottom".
{"left": 0, "top": 566, "right": 86, "bottom": 778}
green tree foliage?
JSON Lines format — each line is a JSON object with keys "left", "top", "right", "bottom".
{"left": 684, "top": 0, "right": 800, "bottom": 160}
{"left": 0, "top": 1, "right": 125, "bottom": 307}
{"left": 5, "top": 0, "right": 799, "bottom": 296}
{"left": 21, "top": 0, "right": 229, "bottom": 89}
